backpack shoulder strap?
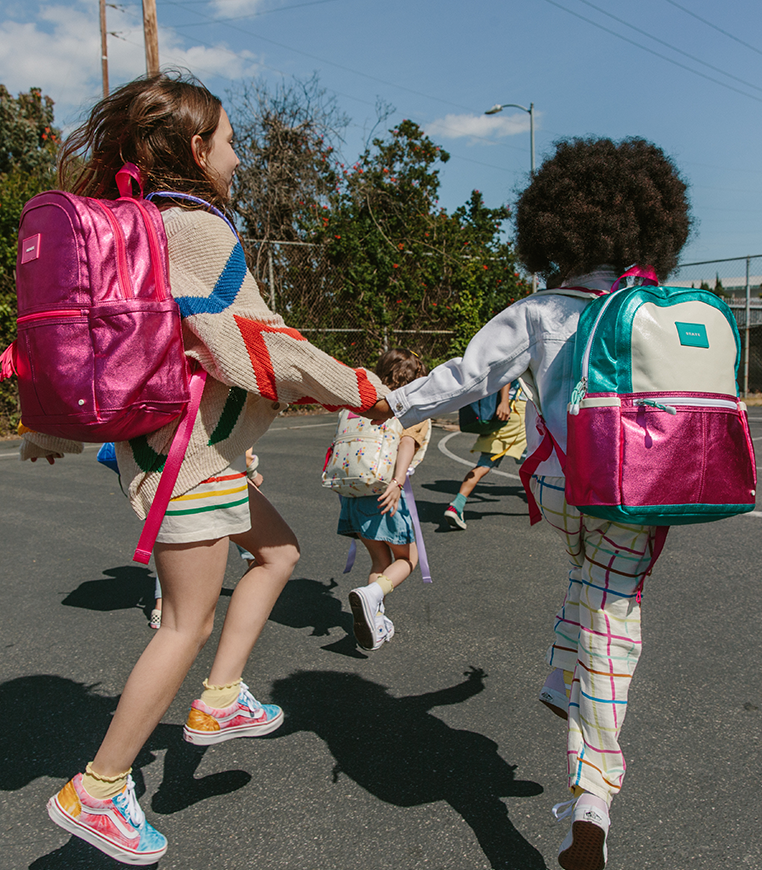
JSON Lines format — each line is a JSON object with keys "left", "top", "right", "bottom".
{"left": 532, "top": 287, "right": 609, "bottom": 300}
{"left": 145, "top": 191, "right": 239, "bottom": 238}
{"left": 133, "top": 366, "right": 208, "bottom": 564}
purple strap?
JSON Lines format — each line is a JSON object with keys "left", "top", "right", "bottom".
{"left": 338, "top": 494, "right": 359, "bottom": 573}
{"left": 146, "top": 191, "right": 239, "bottom": 237}
{"left": 403, "top": 475, "right": 432, "bottom": 582}
{"left": 133, "top": 367, "right": 208, "bottom": 564}
{"left": 343, "top": 539, "right": 358, "bottom": 574}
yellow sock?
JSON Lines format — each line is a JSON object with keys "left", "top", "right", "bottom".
{"left": 200, "top": 678, "right": 241, "bottom": 709}
{"left": 81, "top": 762, "right": 130, "bottom": 800}
{"left": 563, "top": 670, "right": 574, "bottom": 700}
{"left": 375, "top": 575, "right": 394, "bottom": 596}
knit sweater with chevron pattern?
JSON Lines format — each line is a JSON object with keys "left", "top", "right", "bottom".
{"left": 22, "top": 206, "right": 385, "bottom": 520}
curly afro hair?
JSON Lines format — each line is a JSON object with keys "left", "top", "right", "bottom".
{"left": 514, "top": 137, "right": 692, "bottom": 285}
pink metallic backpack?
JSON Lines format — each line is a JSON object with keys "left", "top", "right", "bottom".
{"left": 2, "top": 164, "right": 191, "bottom": 441}
{"left": 0, "top": 165, "right": 215, "bottom": 563}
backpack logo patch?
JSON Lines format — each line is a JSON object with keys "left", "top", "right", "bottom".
{"left": 675, "top": 321, "right": 709, "bottom": 348}
{"left": 20, "top": 234, "right": 41, "bottom": 264}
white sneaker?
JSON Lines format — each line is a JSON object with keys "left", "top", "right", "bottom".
{"left": 348, "top": 586, "right": 381, "bottom": 650}
{"left": 373, "top": 607, "right": 395, "bottom": 649}
{"left": 554, "top": 792, "right": 610, "bottom": 870}
{"left": 539, "top": 668, "right": 569, "bottom": 720}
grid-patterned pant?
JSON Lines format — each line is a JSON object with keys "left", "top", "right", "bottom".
{"left": 530, "top": 475, "right": 657, "bottom": 802}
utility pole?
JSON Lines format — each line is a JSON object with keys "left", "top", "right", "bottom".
{"left": 99, "top": 0, "right": 109, "bottom": 96}
{"left": 142, "top": 0, "right": 160, "bottom": 75}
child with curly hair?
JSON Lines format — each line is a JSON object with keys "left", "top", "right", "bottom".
{"left": 365, "top": 136, "right": 692, "bottom": 870}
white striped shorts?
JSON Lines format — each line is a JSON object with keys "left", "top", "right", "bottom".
{"left": 155, "top": 455, "right": 251, "bottom": 544}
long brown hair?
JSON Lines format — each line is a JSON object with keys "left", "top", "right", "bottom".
{"left": 58, "top": 71, "right": 228, "bottom": 208}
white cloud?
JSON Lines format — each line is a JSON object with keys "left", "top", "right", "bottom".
{"left": 208, "top": 0, "right": 269, "bottom": 18}
{"left": 426, "top": 111, "right": 533, "bottom": 144}
{"left": 0, "top": 1, "right": 260, "bottom": 126}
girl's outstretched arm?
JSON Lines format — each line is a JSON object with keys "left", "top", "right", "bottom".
{"left": 165, "top": 210, "right": 384, "bottom": 414}
{"left": 377, "top": 434, "right": 416, "bottom": 516}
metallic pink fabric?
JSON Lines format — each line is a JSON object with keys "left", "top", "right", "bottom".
{"left": 566, "top": 392, "right": 757, "bottom": 520}
{"left": 14, "top": 190, "right": 189, "bottom": 441}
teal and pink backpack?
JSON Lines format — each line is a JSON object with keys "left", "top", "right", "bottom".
{"left": 521, "top": 266, "right": 757, "bottom": 530}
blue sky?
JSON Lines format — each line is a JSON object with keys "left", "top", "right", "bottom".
{"left": 2, "top": 0, "right": 761, "bottom": 268}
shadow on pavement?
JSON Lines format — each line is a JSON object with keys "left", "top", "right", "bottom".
{"left": 271, "top": 667, "right": 547, "bottom": 870}
{"left": 60, "top": 566, "right": 155, "bottom": 617}
{"left": 1, "top": 675, "right": 252, "bottom": 866}
{"left": 269, "top": 576, "right": 354, "bottom": 639}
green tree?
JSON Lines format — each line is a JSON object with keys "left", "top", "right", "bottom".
{"left": 308, "top": 120, "right": 529, "bottom": 364}
{"left": 0, "top": 85, "right": 60, "bottom": 433}
{"left": 713, "top": 273, "right": 728, "bottom": 298}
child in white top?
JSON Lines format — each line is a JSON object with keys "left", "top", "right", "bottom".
{"left": 364, "top": 137, "right": 692, "bottom": 870}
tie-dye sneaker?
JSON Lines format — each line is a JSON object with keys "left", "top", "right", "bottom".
{"left": 47, "top": 773, "right": 167, "bottom": 866}
{"left": 183, "top": 681, "right": 284, "bottom": 746}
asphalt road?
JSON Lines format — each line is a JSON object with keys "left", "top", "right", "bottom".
{"left": 1, "top": 409, "right": 761, "bottom": 870}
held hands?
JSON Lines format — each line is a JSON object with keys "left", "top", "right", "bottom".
{"left": 378, "top": 476, "right": 404, "bottom": 516}
{"left": 360, "top": 398, "right": 393, "bottom": 424}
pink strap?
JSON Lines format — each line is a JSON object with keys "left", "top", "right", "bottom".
{"left": 610, "top": 264, "right": 658, "bottom": 293}
{"left": 635, "top": 525, "right": 669, "bottom": 603}
{"left": 116, "top": 163, "right": 144, "bottom": 199}
{"left": 133, "top": 367, "right": 208, "bottom": 564}
{"left": 519, "top": 414, "right": 566, "bottom": 525}
{"left": 0, "top": 342, "right": 18, "bottom": 380}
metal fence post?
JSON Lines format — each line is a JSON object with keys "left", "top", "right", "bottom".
{"left": 268, "top": 247, "right": 276, "bottom": 312}
{"left": 745, "top": 257, "right": 751, "bottom": 397}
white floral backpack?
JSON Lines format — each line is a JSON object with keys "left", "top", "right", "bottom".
{"left": 321, "top": 410, "right": 405, "bottom": 497}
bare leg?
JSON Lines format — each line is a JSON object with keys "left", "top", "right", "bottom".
{"left": 92, "top": 537, "right": 230, "bottom": 776}
{"left": 210, "top": 486, "right": 300, "bottom": 686}
{"left": 360, "top": 537, "right": 417, "bottom": 588}
{"left": 458, "top": 463, "right": 492, "bottom": 498}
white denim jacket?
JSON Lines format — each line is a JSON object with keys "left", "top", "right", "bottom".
{"left": 386, "top": 269, "right": 617, "bottom": 478}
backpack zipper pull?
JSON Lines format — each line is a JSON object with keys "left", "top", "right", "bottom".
{"left": 635, "top": 398, "right": 677, "bottom": 415}
{"left": 569, "top": 378, "right": 587, "bottom": 416}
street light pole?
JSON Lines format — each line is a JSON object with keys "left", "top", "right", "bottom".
{"left": 484, "top": 102, "right": 535, "bottom": 175}
{"left": 484, "top": 101, "right": 536, "bottom": 290}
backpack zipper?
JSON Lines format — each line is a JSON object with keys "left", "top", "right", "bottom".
{"left": 93, "top": 200, "right": 134, "bottom": 299}
{"left": 569, "top": 287, "right": 626, "bottom": 415}
{"left": 634, "top": 396, "right": 739, "bottom": 414}
{"left": 17, "top": 308, "right": 88, "bottom": 324}
{"left": 132, "top": 199, "right": 168, "bottom": 301}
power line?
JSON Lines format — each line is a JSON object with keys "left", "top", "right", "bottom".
{"left": 150, "top": 22, "right": 529, "bottom": 176}
{"left": 663, "top": 0, "right": 762, "bottom": 59}
{"left": 540, "top": 0, "right": 762, "bottom": 105}
{"left": 165, "top": 0, "right": 343, "bottom": 26}
{"left": 574, "top": 0, "right": 762, "bottom": 95}
{"left": 155, "top": 0, "right": 487, "bottom": 114}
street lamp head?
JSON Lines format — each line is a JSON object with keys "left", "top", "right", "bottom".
{"left": 484, "top": 104, "right": 503, "bottom": 115}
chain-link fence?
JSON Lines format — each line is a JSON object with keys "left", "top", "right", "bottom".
{"left": 242, "top": 238, "right": 457, "bottom": 368}
{"left": 669, "top": 255, "right": 762, "bottom": 395}
{"left": 243, "top": 241, "right": 762, "bottom": 395}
